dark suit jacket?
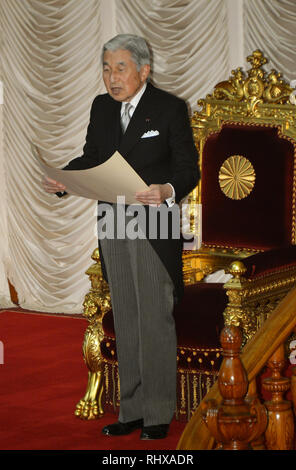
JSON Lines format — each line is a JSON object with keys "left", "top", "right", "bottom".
{"left": 63, "top": 82, "right": 199, "bottom": 301}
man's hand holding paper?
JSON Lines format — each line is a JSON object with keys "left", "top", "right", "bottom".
{"left": 42, "top": 176, "right": 66, "bottom": 194}
{"left": 135, "top": 183, "right": 174, "bottom": 205}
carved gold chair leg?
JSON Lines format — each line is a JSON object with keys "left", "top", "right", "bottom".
{"left": 75, "top": 319, "right": 104, "bottom": 419}
{"left": 75, "top": 369, "right": 104, "bottom": 420}
{"left": 74, "top": 248, "right": 111, "bottom": 421}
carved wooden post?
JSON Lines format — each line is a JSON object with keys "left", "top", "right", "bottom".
{"left": 289, "top": 330, "right": 296, "bottom": 416}
{"left": 245, "top": 379, "right": 266, "bottom": 450}
{"left": 263, "top": 344, "right": 294, "bottom": 450}
{"left": 202, "top": 325, "right": 267, "bottom": 450}
{"left": 290, "top": 367, "right": 296, "bottom": 416}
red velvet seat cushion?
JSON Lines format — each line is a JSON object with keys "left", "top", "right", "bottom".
{"left": 101, "top": 283, "right": 226, "bottom": 371}
{"left": 243, "top": 245, "right": 296, "bottom": 279}
{"left": 173, "top": 283, "right": 226, "bottom": 348}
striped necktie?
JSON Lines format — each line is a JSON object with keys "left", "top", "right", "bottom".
{"left": 121, "top": 102, "right": 133, "bottom": 133}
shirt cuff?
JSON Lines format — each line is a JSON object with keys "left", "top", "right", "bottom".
{"left": 165, "top": 183, "right": 175, "bottom": 207}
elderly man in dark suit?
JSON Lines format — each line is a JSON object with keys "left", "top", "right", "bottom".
{"left": 43, "top": 34, "right": 199, "bottom": 440}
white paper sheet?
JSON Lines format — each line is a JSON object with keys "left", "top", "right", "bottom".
{"left": 37, "top": 150, "right": 149, "bottom": 204}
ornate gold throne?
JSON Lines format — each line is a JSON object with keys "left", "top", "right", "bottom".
{"left": 75, "top": 50, "right": 296, "bottom": 423}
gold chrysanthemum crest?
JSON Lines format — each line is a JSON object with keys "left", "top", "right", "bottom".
{"left": 219, "top": 155, "right": 256, "bottom": 200}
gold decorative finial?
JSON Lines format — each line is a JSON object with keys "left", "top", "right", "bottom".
{"left": 246, "top": 49, "right": 267, "bottom": 70}
{"left": 228, "top": 261, "right": 247, "bottom": 279}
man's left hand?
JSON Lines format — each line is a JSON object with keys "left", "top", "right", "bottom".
{"left": 135, "top": 184, "right": 173, "bottom": 205}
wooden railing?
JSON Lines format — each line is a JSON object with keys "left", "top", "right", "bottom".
{"left": 177, "top": 285, "right": 296, "bottom": 450}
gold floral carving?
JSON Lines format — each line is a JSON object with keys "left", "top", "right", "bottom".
{"left": 219, "top": 155, "right": 256, "bottom": 200}
{"left": 223, "top": 261, "right": 296, "bottom": 345}
{"left": 212, "top": 50, "right": 293, "bottom": 107}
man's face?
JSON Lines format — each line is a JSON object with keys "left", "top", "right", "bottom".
{"left": 103, "top": 49, "right": 150, "bottom": 102}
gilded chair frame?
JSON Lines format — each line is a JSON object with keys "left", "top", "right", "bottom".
{"left": 183, "top": 49, "right": 296, "bottom": 343}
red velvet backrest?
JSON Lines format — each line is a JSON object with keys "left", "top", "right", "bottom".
{"left": 201, "top": 123, "right": 295, "bottom": 250}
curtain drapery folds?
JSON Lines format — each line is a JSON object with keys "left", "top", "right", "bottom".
{"left": 0, "top": 0, "right": 295, "bottom": 313}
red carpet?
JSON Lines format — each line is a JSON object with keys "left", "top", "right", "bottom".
{"left": 0, "top": 309, "right": 186, "bottom": 451}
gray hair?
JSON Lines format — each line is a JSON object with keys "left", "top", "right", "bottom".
{"left": 102, "top": 34, "right": 151, "bottom": 70}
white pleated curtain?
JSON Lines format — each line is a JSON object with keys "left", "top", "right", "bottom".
{"left": 244, "top": 0, "right": 296, "bottom": 81}
{"left": 116, "top": 0, "right": 230, "bottom": 112}
{"left": 0, "top": 0, "right": 103, "bottom": 313}
{"left": 0, "top": 80, "right": 12, "bottom": 308}
{"left": 0, "top": 0, "right": 295, "bottom": 313}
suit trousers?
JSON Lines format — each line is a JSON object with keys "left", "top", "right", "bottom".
{"left": 100, "top": 219, "right": 177, "bottom": 426}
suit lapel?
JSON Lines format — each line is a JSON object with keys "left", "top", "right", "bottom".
{"left": 119, "top": 83, "right": 161, "bottom": 157}
{"left": 111, "top": 100, "right": 122, "bottom": 149}
{"left": 101, "top": 97, "right": 122, "bottom": 155}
